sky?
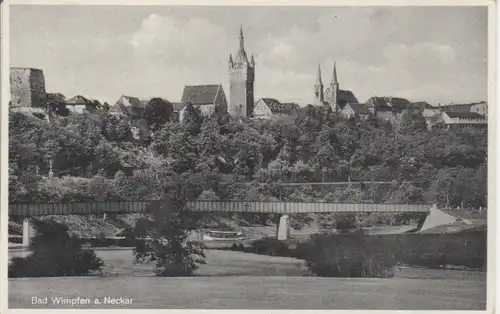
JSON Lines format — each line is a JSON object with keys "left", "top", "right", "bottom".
{"left": 10, "top": 5, "right": 488, "bottom": 106}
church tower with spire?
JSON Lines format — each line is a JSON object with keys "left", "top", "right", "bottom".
{"left": 229, "top": 26, "right": 255, "bottom": 118}
{"left": 325, "top": 62, "right": 340, "bottom": 112}
{"left": 314, "top": 62, "right": 324, "bottom": 106}
{"left": 327, "top": 62, "right": 340, "bottom": 112}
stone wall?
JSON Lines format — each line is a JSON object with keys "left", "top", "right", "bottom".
{"left": 10, "top": 67, "right": 46, "bottom": 108}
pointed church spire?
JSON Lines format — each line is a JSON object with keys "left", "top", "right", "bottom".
{"left": 229, "top": 53, "right": 233, "bottom": 65}
{"left": 235, "top": 25, "right": 248, "bottom": 63}
{"left": 239, "top": 24, "right": 244, "bottom": 51}
{"left": 332, "top": 62, "right": 338, "bottom": 85}
{"left": 250, "top": 54, "right": 255, "bottom": 67}
{"left": 316, "top": 62, "right": 323, "bottom": 85}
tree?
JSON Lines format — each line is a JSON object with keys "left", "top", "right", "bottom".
{"left": 334, "top": 213, "right": 358, "bottom": 233}
{"left": 233, "top": 143, "right": 263, "bottom": 180}
{"left": 429, "top": 166, "right": 486, "bottom": 208}
{"left": 195, "top": 118, "right": 231, "bottom": 173}
{"left": 182, "top": 103, "right": 203, "bottom": 136}
{"left": 399, "top": 108, "right": 428, "bottom": 133}
{"left": 9, "top": 166, "right": 27, "bottom": 203}
{"left": 166, "top": 132, "right": 197, "bottom": 174}
{"left": 143, "top": 98, "right": 173, "bottom": 129}
{"left": 313, "top": 143, "right": 338, "bottom": 170}
{"left": 102, "top": 102, "right": 110, "bottom": 112}
{"left": 45, "top": 93, "right": 70, "bottom": 117}
{"left": 99, "top": 112, "right": 133, "bottom": 142}
{"left": 9, "top": 219, "right": 104, "bottom": 277}
{"left": 133, "top": 188, "right": 205, "bottom": 276}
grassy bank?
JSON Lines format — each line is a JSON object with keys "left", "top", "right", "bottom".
{"left": 8, "top": 249, "right": 486, "bottom": 310}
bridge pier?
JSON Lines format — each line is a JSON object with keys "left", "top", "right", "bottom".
{"left": 276, "top": 214, "right": 290, "bottom": 240}
{"left": 22, "top": 218, "right": 36, "bottom": 248}
{"left": 419, "top": 204, "right": 457, "bottom": 232}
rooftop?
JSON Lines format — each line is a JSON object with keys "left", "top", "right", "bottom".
{"left": 366, "top": 96, "right": 411, "bottom": 112}
{"left": 181, "top": 85, "right": 221, "bottom": 106}
{"left": 344, "top": 102, "right": 371, "bottom": 115}
{"left": 338, "top": 90, "right": 359, "bottom": 104}
{"left": 172, "top": 102, "right": 185, "bottom": 111}
{"left": 260, "top": 98, "right": 299, "bottom": 115}
{"left": 444, "top": 111, "right": 486, "bottom": 120}
{"left": 109, "top": 95, "right": 145, "bottom": 117}
{"left": 66, "top": 95, "right": 94, "bottom": 105}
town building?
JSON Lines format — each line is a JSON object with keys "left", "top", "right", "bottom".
{"left": 365, "top": 96, "right": 411, "bottom": 124}
{"left": 253, "top": 98, "right": 299, "bottom": 120}
{"left": 109, "top": 95, "right": 145, "bottom": 124}
{"left": 229, "top": 26, "right": 255, "bottom": 118}
{"left": 441, "top": 111, "right": 487, "bottom": 129}
{"left": 437, "top": 103, "right": 474, "bottom": 112}
{"left": 313, "top": 62, "right": 358, "bottom": 112}
{"left": 409, "top": 101, "right": 432, "bottom": 111}
{"left": 365, "top": 96, "right": 411, "bottom": 114}
{"left": 10, "top": 67, "right": 46, "bottom": 108}
{"left": 470, "top": 101, "right": 488, "bottom": 117}
{"left": 66, "top": 95, "right": 100, "bottom": 114}
{"left": 422, "top": 108, "right": 443, "bottom": 130}
{"left": 341, "top": 103, "right": 372, "bottom": 120}
{"left": 179, "top": 84, "right": 228, "bottom": 122}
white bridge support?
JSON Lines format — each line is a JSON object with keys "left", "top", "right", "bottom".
{"left": 22, "top": 218, "right": 36, "bottom": 248}
{"left": 419, "top": 204, "right": 458, "bottom": 232}
{"left": 276, "top": 214, "right": 290, "bottom": 240}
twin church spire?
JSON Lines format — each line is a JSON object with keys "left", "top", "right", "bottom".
{"left": 316, "top": 62, "right": 338, "bottom": 86}
{"left": 314, "top": 62, "right": 340, "bottom": 111}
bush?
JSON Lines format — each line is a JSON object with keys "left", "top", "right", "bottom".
{"left": 395, "top": 230, "right": 486, "bottom": 269}
{"left": 9, "top": 219, "right": 104, "bottom": 277}
{"left": 298, "top": 233, "right": 397, "bottom": 278}
{"left": 295, "top": 231, "right": 486, "bottom": 278}
{"left": 334, "top": 213, "right": 358, "bottom": 233}
{"left": 97, "top": 232, "right": 110, "bottom": 247}
{"left": 250, "top": 237, "right": 292, "bottom": 257}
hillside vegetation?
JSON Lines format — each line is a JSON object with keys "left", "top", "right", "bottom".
{"left": 9, "top": 103, "right": 487, "bottom": 231}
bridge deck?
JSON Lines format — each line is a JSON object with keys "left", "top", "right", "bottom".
{"left": 9, "top": 201, "right": 430, "bottom": 216}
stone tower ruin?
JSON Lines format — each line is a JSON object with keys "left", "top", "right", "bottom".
{"left": 10, "top": 67, "right": 46, "bottom": 108}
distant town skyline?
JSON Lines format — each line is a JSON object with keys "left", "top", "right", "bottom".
{"left": 10, "top": 5, "right": 487, "bottom": 106}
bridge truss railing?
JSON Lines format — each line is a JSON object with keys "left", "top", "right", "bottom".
{"left": 8, "top": 200, "right": 431, "bottom": 217}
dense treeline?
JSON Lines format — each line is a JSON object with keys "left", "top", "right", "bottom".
{"left": 9, "top": 103, "right": 487, "bottom": 210}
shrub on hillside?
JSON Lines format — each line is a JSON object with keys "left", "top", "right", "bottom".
{"left": 8, "top": 219, "right": 104, "bottom": 277}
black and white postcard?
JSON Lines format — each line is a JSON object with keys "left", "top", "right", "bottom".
{"left": 2, "top": 1, "right": 496, "bottom": 312}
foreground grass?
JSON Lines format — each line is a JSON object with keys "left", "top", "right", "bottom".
{"left": 9, "top": 249, "right": 486, "bottom": 310}
{"left": 9, "top": 275, "right": 486, "bottom": 310}
{"left": 9, "top": 249, "right": 306, "bottom": 277}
